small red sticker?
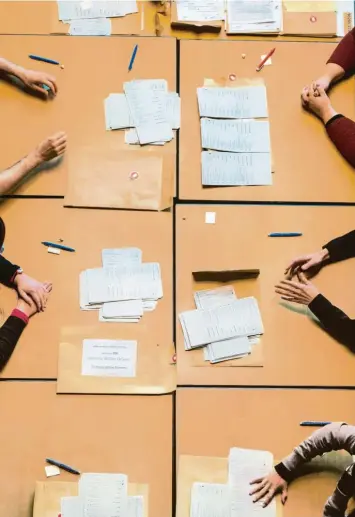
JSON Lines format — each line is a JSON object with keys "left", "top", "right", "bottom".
{"left": 229, "top": 74, "right": 236, "bottom": 81}
{"left": 129, "top": 171, "right": 139, "bottom": 180}
{"left": 172, "top": 354, "right": 177, "bottom": 364}
{"left": 310, "top": 15, "right": 317, "bottom": 22}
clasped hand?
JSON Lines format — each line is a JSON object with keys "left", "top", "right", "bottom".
{"left": 13, "top": 273, "right": 52, "bottom": 312}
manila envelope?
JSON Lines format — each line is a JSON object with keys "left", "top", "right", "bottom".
{"left": 33, "top": 480, "right": 149, "bottom": 517}
{"left": 64, "top": 149, "right": 174, "bottom": 211}
{"left": 282, "top": 10, "right": 337, "bottom": 36}
{"left": 177, "top": 455, "right": 282, "bottom": 517}
{"left": 57, "top": 326, "right": 176, "bottom": 395}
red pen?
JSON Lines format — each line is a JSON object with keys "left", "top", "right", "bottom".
{"left": 256, "top": 48, "right": 276, "bottom": 72}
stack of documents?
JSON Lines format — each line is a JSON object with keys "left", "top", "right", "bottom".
{"left": 60, "top": 473, "right": 144, "bottom": 517}
{"left": 80, "top": 247, "right": 163, "bottom": 322}
{"left": 189, "top": 448, "right": 276, "bottom": 517}
{"left": 226, "top": 0, "right": 282, "bottom": 34}
{"left": 179, "top": 286, "right": 263, "bottom": 363}
{"left": 57, "top": 0, "right": 138, "bottom": 35}
{"left": 198, "top": 84, "right": 272, "bottom": 186}
{"left": 176, "top": 0, "right": 225, "bottom": 22}
{"left": 104, "top": 79, "right": 180, "bottom": 145}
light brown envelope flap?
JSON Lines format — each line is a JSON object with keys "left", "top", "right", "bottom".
{"left": 33, "top": 481, "right": 149, "bottom": 517}
{"left": 65, "top": 149, "right": 173, "bottom": 212}
{"left": 177, "top": 455, "right": 282, "bottom": 517}
{"left": 170, "top": 1, "right": 222, "bottom": 30}
{"left": 283, "top": 1, "right": 336, "bottom": 12}
{"left": 282, "top": 10, "right": 337, "bottom": 35}
{"left": 57, "top": 326, "right": 176, "bottom": 395}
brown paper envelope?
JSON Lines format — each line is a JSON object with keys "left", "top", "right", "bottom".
{"left": 177, "top": 455, "right": 282, "bottom": 517}
{"left": 282, "top": 11, "right": 337, "bottom": 36}
{"left": 170, "top": 1, "right": 222, "bottom": 32}
{"left": 57, "top": 326, "right": 176, "bottom": 394}
{"left": 33, "top": 481, "right": 149, "bottom": 517}
{"left": 64, "top": 149, "right": 173, "bottom": 211}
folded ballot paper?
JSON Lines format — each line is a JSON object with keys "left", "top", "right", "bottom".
{"left": 189, "top": 448, "right": 276, "bottom": 517}
{"left": 80, "top": 247, "right": 162, "bottom": 322}
{"left": 57, "top": 0, "right": 138, "bottom": 21}
{"left": 104, "top": 79, "right": 180, "bottom": 145}
{"left": 197, "top": 83, "right": 272, "bottom": 186}
{"left": 59, "top": 473, "right": 144, "bottom": 517}
{"left": 179, "top": 286, "right": 263, "bottom": 363}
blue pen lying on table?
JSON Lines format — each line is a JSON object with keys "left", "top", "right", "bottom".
{"left": 29, "top": 54, "right": 64, "bottom": 68}
{"left": 46, "top": 458, "right": 80, "bottom": 475}
{"left": 128, "top": 44, "right": 138, "bottom": 71}
{"left": 42, "top": 241, "right": 75, "bottom": 252}
{"left": 300, "top": 421, "right": 332, "bottom": 427}
{"left": 268, "top": 232, "right": 303, "bottom": 237}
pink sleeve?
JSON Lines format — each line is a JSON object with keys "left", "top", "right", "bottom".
{"left": 11, "top": 309, "right": 29, "bottom": 325}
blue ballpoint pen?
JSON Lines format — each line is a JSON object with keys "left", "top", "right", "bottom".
{"left": 42, "top": 241, "right": 75, "bottom": 252}
{"left": 268, "top": 232, "right": 303, "bottom": 237}
{"left": 300, "top": 421, "right": 332, "bottom": 427}
{"left": 29, "top": 54, "right": 60, "bottom": 65}
{"left": 46, "top": 458, "right": 81, "bottom": 475}
{"left": 128, "top": 44, "right": 138, "bottom": 71}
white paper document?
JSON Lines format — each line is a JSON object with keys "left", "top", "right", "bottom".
{"left": 85, "top": 263, "right": 163, "bottom": 304}
{"left": 61, "top": 496, "right": 83, "bottom": 517}
{"left": 69, "top": 18, "right": 111, "bottom": 35}
{"left": 228, "top": 448, "right": 276, "bottom": 517}
{"left": 80, "top": 270, "right": 102, "bottom": 310}
{"left": 207, "top": 336, "right": 251, "bottom": 363}
{"left": 166, "top": 92, "right": 181, "bottom": 129}
{"left": 79, "top": 473, "right": 128, "bottom": 517}
{"left": 226, "top": 0, "right": 282, "bottom": 33}
{"left": 190, "top": 483, "right": 232, "bottom": 517}
{"left": 201, "top": 118, "right": 271, "bottom": 153}
{"left": 176, "top": 0, "right": 225, "bottom": 21}
{"left": 125, "top": 128, "right": 165, "bottom": 146}
{"left": 81, "top": 339, "right": 137, "bottom": 377}
{"left": 58, "top": 0, "right": 138, "bottom": 20}
{"left": 124, "top": 80, "right": 173, "bottom": 145}
{"left": 101, "top": 300, "right": 144, "bottom": 319}
{"left": 180, "top": 297, "right": 264, "bottom": 349}
{"left": 105, "top": 94, "right": 134, "bottom": 130}
{"left": 197, "top": 86, "right": 268, "bottom": 119}
{"left": 202, "top": 151, "right": 272, "bottom": 186}
{"left": 128, "top": 495, "right": 144, "bottom": 517}
{"left": 102, "top": 247, "right": 142, "bottom": 267}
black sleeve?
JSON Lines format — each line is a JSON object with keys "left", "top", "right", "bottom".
{"left": 324, "top": 230, "right": 355, "bottom": 263}
{"left": 0, "top": 315, "right": 26, "bottom": 371}
{"left": 309, "top": 294, "right": 355, "bottom": 350}
{"left": 0, "top": 255, "right": 19, "bottom": 287}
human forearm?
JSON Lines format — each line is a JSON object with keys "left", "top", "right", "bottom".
{"left": 327, "top": 28, "right": 355, "bottom": 75}
{"left": 0, "top": 57, "right": 26, "bottom": 81}
{"left": 0, "top": 151, "right": 41, "bottom": 195}
{"left": 275, "top": 423, "right": 355, "bottom": 482}
{"left": 323, "top": 230, "right": 355, "bottom": 262}
{"left": 0, "top": 312, "right": 28, "bottom": 371}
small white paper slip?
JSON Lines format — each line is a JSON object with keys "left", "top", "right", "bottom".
{"left": 104, "top": 93, "right": 134, "bottom": 130}
{"left": 45, "top": 465, "right": 60, "bottom": 477}
{"left": 194, "top": 286, "right": 237, "bottom": 310}
{"left": 201, "top": 118, "right": 271, "bottom": 153}
{"left": 69, "top": 18, "right": 112, "bottom": 35}
{"left": 102, "top": 247, "right": 142, "bottom": 267}
{"left": 48, "top": 247, "right": 60, "bottom": 255}
{"left": 128, "top": 495, "right": 144, "bottom": 517}
{"left": 261, "top": 53, "right": 272, "bottom": 66}
{"left": 81, "top": 339, "right": 137, "bottom": 378}
{"left": 207, "top": 336, "right": 251, "bottom": 363}
{"left": 205, "top": 212, "right": 216, "bottom": 224}
{"left": 61, "top": 496, "right": 83, "bottom": 517}
{"left": 102, "top": 300, "right": 144, "bottom": 318}
{"left": 197, "top": 86, "right": 268, "bottom": 119}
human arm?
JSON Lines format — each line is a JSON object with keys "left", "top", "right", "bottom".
{"left": 0, "top": 56, "right": 57, "bottom": 96}
{"left": 323, "top": 463, "right": 355, "bottom": 517}
{"left": 0, "top": 131, "right": 67, "bottom": 195}
{"left": 323, "top": 230, "right": 355, "bottom": 263}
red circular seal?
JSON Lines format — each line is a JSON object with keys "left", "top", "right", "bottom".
{"left": 229, "top": 74, "right": 236, "bottom": 81}
{"left": 310, "top": 15, "right": 317, "bottom": 22}
{"left": 129, "top": 171, "right": 139, "bottom": 180}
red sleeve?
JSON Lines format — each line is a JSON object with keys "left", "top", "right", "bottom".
{"left": 11, "top": 309, "right": 29, "bottom": 325}
{"left": 327, "top": 28, "right": 355, "bottom": 74}
{"left": 326, "top": 115, "right": 355, "bottom": 168}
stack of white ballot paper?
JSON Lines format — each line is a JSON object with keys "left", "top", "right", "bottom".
{"left": 104, "top": 79, "right": 180, "bottom": 145}
{"left": 79, "top": 247, "right": 163, "bottom": 322}
{"left": 226, "top": 0, "right": 282, "bottom": 34}
{"left": 60, "top": 473, "right": 145, "bottom": 517}
{"left": 189, "top": 448, "right": 276, "bottom": 517}
{"left": 179, "top": 286, "right": 263, "bottom": 363}
{"left": 198, "top": 84, "right": 272, "bottom": 186}
{"left": 176, "top": 0, "right": 225, "bottom": 22}
{"left": 57, "top": 0, "right": 138, "bottom": 21}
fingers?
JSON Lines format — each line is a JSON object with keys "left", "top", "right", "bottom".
{"left": 19, "top": 289, "right": 34, "bottom": 308}
{"left": 301, "top": 87, "right": 309, "bottom": 104}
{"left": 31, "top": 290, "right": 43, "bottom": 312}
{"left": 250, "top": 477, "right": 264, "bottom": 485}
{"left": 31, "top": 83, "right": 49, "bottom": 97}
{"left": 252, "top": 484, "right": 270, "bottom": 502}
{"left": 261, "top": 490, "right": 275, "bottom": 508}
{"left": 42, "top": 78, "right": 56, "bottom": 95}
{"left": 278, "top": 279, "right": 303, "bottom": 289}
{"left": 297, "top": 272, "right": 309, "bottom": 284}
{"left": 281, "top": 488, "right": 288, "bottom": 505}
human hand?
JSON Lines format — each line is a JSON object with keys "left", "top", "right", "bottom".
{"left": 249, "top": 471, "right": 288, "bottom": 508}
{"left": 285, "top": 248, "right": 329, "bottom": 279}
{"left": 311, "top": 75, "right": 331, "bottom": 93}
{"left": 275, "top": 272, "right": 320, "bottom": 305}
{"left": 21, "top": 69, "right": 57, "bottom": 96}
{"left": 30, "top": 131, "right": 67, "bottom": 165}
{"left": 16, "top": 282, "right": 52, "bottom": 318}
{"left": 14, "top": 274, "right": 52, "bottom": 312}
{"left": 301, "top": 86, "right": 337, "bottom": 124}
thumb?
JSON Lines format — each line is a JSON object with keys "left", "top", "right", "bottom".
{"left": 317, "top": 86, "right": 326, "bottom": 97}
{"left": 281, "top": 487, "right": 288, "bottom": 505}
{"left": 301, "top": 259, "right": 314, "bottom": 271}
{"left": 298, "top": 272, "right": 309, "bottom": 284}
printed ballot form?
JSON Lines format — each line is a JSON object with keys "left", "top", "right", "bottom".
{"left": 57, "top": 0, "right": 138, "bottom": 20}
{"left": 226, "top": 0, "right": 282, "bottom": 33}
{"left": 81, "top": 340, "right": 137, "bottom": 378}
{"left": 176, "top": 0, "right": 225, "bottom": 21}
{"left": 79, "top": 474, "right": 128, "bottom": 517}
{"left": 69, "top": 18, "right": 112, "bottom": 35}
{"left": 201, "top": 118, "right": 271, "bottom": 153}
{"left": 197, "top": 86, "right": 268, "bottom": 119}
